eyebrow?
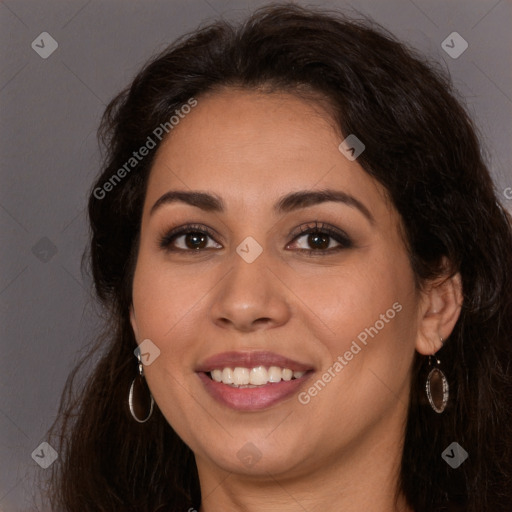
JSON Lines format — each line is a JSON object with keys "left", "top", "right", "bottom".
{"left": 150, "top": 189, "right": 374, "bottom": 223}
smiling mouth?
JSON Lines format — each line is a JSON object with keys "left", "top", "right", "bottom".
{"left": 207, "top": 366, "right": 307, "bottom": 387}
{"left": 198, "top": 366, "right": 313, "bottom": 411}
{"left": 196, "top": 351, "right": 314, "bottom": 410}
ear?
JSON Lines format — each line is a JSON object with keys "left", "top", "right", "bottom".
{"left": 129, "top": 304, "right": 140, "bottom": 341}
{"left": 415, "top": 268, "right": 463, "bottom": 355}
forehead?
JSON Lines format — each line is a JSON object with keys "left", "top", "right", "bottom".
{"left": 144, "top": 88, "right": 388, "bottom": 217}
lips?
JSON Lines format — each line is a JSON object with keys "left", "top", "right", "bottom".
{"left": 196, "top": 350, "right": 313, "bottom": 373}
{"left": 196, "top": 351, "right": 314, "bottom": 411}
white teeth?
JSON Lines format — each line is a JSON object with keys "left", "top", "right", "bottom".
{"left": 222, "top": 367, "right": 234, "bottom": 384}
{"left": 209, "top": 366, "right": 308, "bottom": 386}
{"left": 233, "top": 367, "right": 250, "bottom": 385}
{"left": 249, "top": 366, "right": 268, "bottom": 385}
{"left": 268, "top": 366, "right": 282, "bottom": 382}
{"left": 282, "top": 368, "right": 293, "bottom": 381}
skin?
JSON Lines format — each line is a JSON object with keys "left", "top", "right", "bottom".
{"left": 130, "top": 88, "right": 462, "bottom": 512}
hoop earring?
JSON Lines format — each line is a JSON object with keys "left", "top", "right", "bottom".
{"left": 128, "top": 351, "right": 154, "bottom": 423}
{"left": 425, "top": 337, "right": 449, "bottom": 414}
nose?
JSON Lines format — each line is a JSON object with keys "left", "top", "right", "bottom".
{"left": 209, "top": 250, "right": 292, "bottom": 333}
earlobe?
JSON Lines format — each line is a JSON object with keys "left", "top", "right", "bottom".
{"left": 415, "top": 271, "right": 463, "bottom": 355}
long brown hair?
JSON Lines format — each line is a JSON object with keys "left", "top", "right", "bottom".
{"left": 45, "top": 4, "right": 512, "bottom": 511}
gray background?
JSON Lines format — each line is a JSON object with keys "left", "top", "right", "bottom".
{"left": 1, "top": 0, "right": 511, "bottom": 510}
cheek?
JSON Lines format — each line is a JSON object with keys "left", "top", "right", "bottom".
{"left": 295, "top": 279, "right": 416, "bottom": 432}
{"left": 292, "top": 252, "right": 414, "bottom": 351}
{"left": 130, "top": 254, "right": 203, "bottom": 421}
{"left": 294, "top": 249, "right": 418, "bottom": 412}
{"left": 131, "top": 251, "right": 209, "bottom": 342}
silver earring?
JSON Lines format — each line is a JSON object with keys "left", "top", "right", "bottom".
{"left": 128, "top": 351, "right": 154, "bottom": 423}
{"left": 425, "top": 337, "right": 449, "bottom": 414}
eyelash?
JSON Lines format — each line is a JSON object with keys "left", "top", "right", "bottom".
{"left": 158, "top": 221, "right": 353, "bottom": 256}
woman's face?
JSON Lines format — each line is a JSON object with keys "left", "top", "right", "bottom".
{"left": 130, "top": 88, "right": 423, "bottom": 479}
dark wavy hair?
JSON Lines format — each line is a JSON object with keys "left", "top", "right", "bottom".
{"left": 45, "top": 3, "right": 512, "bottom": 511}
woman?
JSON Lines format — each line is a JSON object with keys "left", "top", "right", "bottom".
{"left": 46, "top": 3, "right": 512, "bottom": 511}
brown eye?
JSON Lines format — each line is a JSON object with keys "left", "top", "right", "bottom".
{"left": 159, "top": 224, "right": 222, "bottom": 252}
{"left": 306, "top": 232, "right": 331, "bottom": 250}
{"left": 183, "top": 232, "right": 209, "bottom": 250}
{"left": 288, "top": 221, "right": 353, "bottom": 255}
